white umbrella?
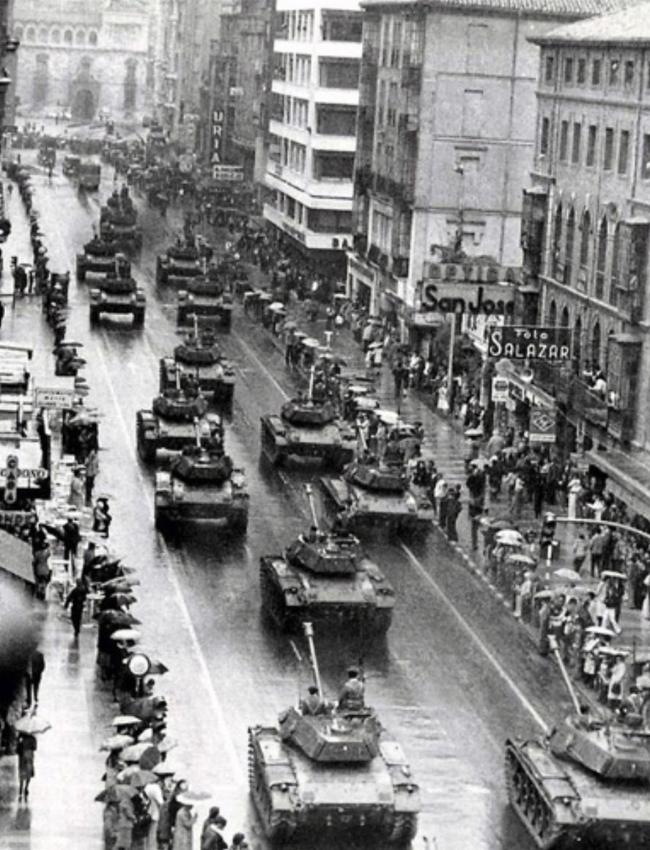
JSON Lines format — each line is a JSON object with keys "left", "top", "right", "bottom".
{"left": 495, "top": 530, "right": 524, "bottom": 546}
{"left": 585, "top": 626, "right": 616, "bottom": 638}
{"left": 15, "top": 714, "right": 51, "bottom": 735}
{"left": 110, "top": 628, "right": 141, "bottom": 642}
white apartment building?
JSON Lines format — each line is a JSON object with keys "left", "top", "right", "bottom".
{"left": 263, "top": 0, "right": 363, "bottom": 274}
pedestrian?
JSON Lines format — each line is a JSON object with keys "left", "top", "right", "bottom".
{"left": 115, "top": 791, "right": 136, "bottom": 850}
{"left": 16, "top": 731, "right": 37, "bottom": 801}
{"left": 229, "top": 834, "right": 249, "bottom": 850}
{"left": 25, "top": 649, "right": 45, "bottom": 706}
{"left": 589, "top": 527, "right": 609, "bottom": 578}
{"left": 32, "top": 541, "right": 51, "bottom": 601}
{"left": 435, "top": 476, "right": 448, "bottom": 525}
{"left": 173, "top": 796, "right": 198, "bottom": 850}
{"left": 68, "top": 468, "right": 85, "bottom": 510}
{"left": 64, "top": 578, "right": 88, "bottom": 638}
{"left": 572, "top": 533, "right": 588, "bottom": 574}
{"left": 85, "top": 447, "right": 99, "bottom": 504}
{"left": 567, "top": 473, "right": 582, "bottom": 519}
{"left": 445, "top": 487, "right": 462, "bottom": 542}
{"left": 93, "top": 498, "right": 112, "bottom": 537}
{"left": 62, "top": 515, "right": 81, "bottom": 570}
{"left": 202, "top": 816, "right": 228, "bottom": 850}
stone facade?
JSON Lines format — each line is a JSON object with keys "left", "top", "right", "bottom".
{"left": 14, "top": 0, "right": 151, "bottom": 122}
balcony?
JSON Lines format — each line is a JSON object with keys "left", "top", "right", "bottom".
{"left": 567, "top": 377, "right": 608, "bottom": 429}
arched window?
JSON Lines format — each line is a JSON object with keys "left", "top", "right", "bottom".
{"left": 76, "top": 30, "right": 86, "bottom": 46}
{"left": 38, "top": 27, "right": 48, "bottom": 43}
{"left": 609, "top": 223, "right": 621, "bottom": 307}
{"left": 64, "top": 29, "right": 73, "bottom": 45}
{"left": 592, "top": 320, "right": 602, "bottom": 370}
{"left": 595, "top": 217, "right": 607, "bottom": 299}
{"left": 552, "top": 204, "right": 563, "bottom": 279}
{"left": 579, "top": 210, "right": 590, "bottom": 268}
{"left": 25, "top": 26, "right": 36, "bottom": 43}
{"left": 88, "top": 30, "right": 98, "bottom": 46}
{"left": 14, "top": 25, "right": 23, "bottom": 40}
{"left": 565, "top": 207, "right": 575, "bottom": 285}
{"left": 561, "top": 306, "right": 570, "bottom": 327}
{"left": 51, "top": 28, "right": 61, "bottom": 44}
{"left": 548, "top": 300, "right": 557, "bottom": 327}
{"left": 574, "top": 316, "right": 582, "bottom": 373}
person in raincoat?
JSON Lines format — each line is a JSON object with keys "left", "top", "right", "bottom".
{"left": 172, "top": 796, "right": 197, "bottom": 850}
{"left": 68, "top": 468, "right": 85, "bottom": 510}
{"left": 115, "top": 790, "right": 136, "bottom": 850}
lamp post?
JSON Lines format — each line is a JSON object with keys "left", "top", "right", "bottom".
{"left": 446, "top": 163, "right": 465, "bottom": 413}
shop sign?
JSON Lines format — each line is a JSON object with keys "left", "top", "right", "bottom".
{"left": 492, "top": 376, "right": 509, "bottom": 403}
{"left": 425, "top": 262, "right": 522, "bottom": 285}
{"left": 212, "top": 165, "right": 243, "bottom": 182}
{"left": 0, "top": 509, "right": 33, "bottom": 528}
{"left": 529, "top": 407, "right": 556, "bottom": 443}
{"left": 211, "top": 108, "right": 224, "bottom": 169}
{"left": 487, "top": 326, "right": 572, "bottom": 361}
{"left": 35, "top": 386, "right": 75, "bottom": 409}
{"left": 421, "top": 282, "right": 515, "bottom": 316}
{"left": 0, "top": 466, "right": 48, "bottom": 481}
{"left": 411, "top": 311, "right": 444, "bottom": 328}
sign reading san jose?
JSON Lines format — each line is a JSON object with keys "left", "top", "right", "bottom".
{"left": 488, "top": 326, "right": 572, "bottom": 361}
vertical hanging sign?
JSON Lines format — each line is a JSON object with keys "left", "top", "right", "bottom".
{"left": 211, "top": 109, "right": 224, "bottom": 178}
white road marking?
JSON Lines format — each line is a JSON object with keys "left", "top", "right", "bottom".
{"left": 400, "top": 542, "right": 549, "bottom": 733}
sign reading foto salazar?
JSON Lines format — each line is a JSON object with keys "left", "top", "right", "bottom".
{"left": 487, "top": 326, "right": 572, "bottom": 361}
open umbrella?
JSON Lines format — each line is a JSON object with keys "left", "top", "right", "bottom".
{"left": 102, "top": 577, "right": 140, "bottom": 589}
{"left": 585, "top": 626, "right": 616, "bottom": 638}
{"left": 121, "top": 742, "right": 152, "bottom": 763}
{"left": 111, "top": 715, "right": 143, "bottom": 728}
{"left": 108, "top": 593, "right": 137, "bottom": 607}
{"left": 554, "top": 568, "right": 583, "bottom": 582}
{"left": 179, "top": 789, "right": 212, "bottom": 802}
{"left": 283, "top": 320, "right": 297, "bottom": 330}
{"left": 600, "top": 570, "right": 627, "bottom": 581}
{"left": 110, "top": 628, "right": 141, "bottom": 642}
{"left": 506, "top": 553, "right": 536, "bottom": 567}
{"left": 464, "top": 426, "right": 483, "bottom": 438}
{"left": 100, "top": 734, "right": 134, "bottom": 752}
{"left": 495, "top": 530, "right": 524, "bottom": 546}
{"left": 152, "top": 761, "right": 179, "bottom": 777}
{"left": 157, "top": 737, "right": 178, "bottom": 753}
{"left": 15, "top": 714, "right": 51, "bottom": 735}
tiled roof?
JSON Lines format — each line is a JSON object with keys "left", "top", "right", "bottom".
{"left": 531, "top": 2, "right": 650, "bottom": 43}
{"left": 361, "top": 0, "right": 641, "bottom": 20}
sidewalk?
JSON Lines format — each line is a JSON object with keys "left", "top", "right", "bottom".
{"left": 236, "top": 274, "right": 650, "bottom": 665}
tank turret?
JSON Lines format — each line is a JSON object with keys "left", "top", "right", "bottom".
{"left": 280, "top": 398, "right": 336, "bottom": 427}
{"left": 171, "top": 446, "right": 233, "bottom": 484}
{"left": 84, "top": 238, "right": 116, "bottom": 257}
{"left": 344, "top": 460, "right": 408, "bottom": 493}
{"left": 174, "top": 335, "right": 222, "bottom": 366}
{"left": 285, "top": 486, "right": 358, "bottom": 576}
{"left": 152, "top": 392, "right": 208, "bottom": 421}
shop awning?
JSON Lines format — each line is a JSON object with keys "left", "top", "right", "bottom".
{"left": 585, "top": 448, "right": 650, "bottom": 519}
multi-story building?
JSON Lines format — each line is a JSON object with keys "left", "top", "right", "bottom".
{"left": 263, "top": 0, "right": 363, "bottom": 274}
{"left": 0, "top": 0, "right": 18, "bottom": 132}
{"left": 348, "top": 0, "right": 630, "bottom": 353}
{"left": 521, "top": 4, "right": 650, "bottom": 513}
{"left": 13, "top": 0, "right": 150, "bottom": 122}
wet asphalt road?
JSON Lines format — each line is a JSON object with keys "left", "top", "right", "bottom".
{"left": 6, "top": 157, "right": 581, "bottom": 850}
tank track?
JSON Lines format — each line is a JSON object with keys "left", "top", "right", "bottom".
{"left": 505, "top": 743, "right": 563, "bottom": 850}
{"left": 260, "top": 420, "right": 284, "bottom": 466}
{"left": 259, "top": 563, "right": 292, "bottom": 630}
{"left": 248, "top": 729, "right": 295, "bottom": 845}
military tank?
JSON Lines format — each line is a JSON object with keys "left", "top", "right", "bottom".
{"left": 320, "top": 439, "right": 433, "bottom": 536}
{"left": 248, "top": 622, "right": 419, "bottom": 844}
{"left": 156, "top": 241, "right": 204, "bottom": 286}
{"left": 154, "top": 436, "right": 248, "bottom": 531}
{"left": 76, "top": 238, "right": 126, "bottom": 282}
{"left": 136, "top": 390, "right": 220, "bottom": 463}
{"left": 261, "top": 371, "right": 355, "bottom": 470}
{"left": 505, "top": 636, "right": 650, "bottom": 849}
{"left": 89, "top": 259, "right": 146, "bottom": 327}
{"left": 260, "top": 485, "right": 394, "bottom": 633}
{"left": 99, "top": 201, "right": 142, "bottom": 253}
{"left": 177, "top": 273, "right": 232, "bottom": 330}
{"left": 159, "top": 325, "right": 235, "bottom": 405}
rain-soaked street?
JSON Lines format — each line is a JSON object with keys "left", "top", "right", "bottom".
{"left": 1, "top": 153, "right": 581, "bottom": 850}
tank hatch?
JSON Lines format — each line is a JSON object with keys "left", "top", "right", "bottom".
{"left": 168, "top": 245, "right": 200, "bottom": 261}
{"left": 174, "top": 338, "right": 222, "bottom": 365}
{"left": 286, "top": 534, "right": 360, "bottom": 576}
{"left": 171, "top": 449, "right": 233, "bottom": 483}
{"left": 279, "top": 706, "right": 379, "bottom": 763}
{"left": 549, "top": 715, "right": 650, "bottom": 780}
{"left": 100, "top": 276, "right": 136, "bottom": 295}
{"left": 345, "top": 461, "right": 407, "bottom": 493}
{"left": 152, "top": 392, "right": 208, "bottom": 421}
{"left": 281, "top": 400, "right": 336, "bottom": 427}
{"left": 85, "top": 239, "right": 116, "bottom": 257}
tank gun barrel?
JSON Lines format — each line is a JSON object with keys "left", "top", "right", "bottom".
{"left": 307, "top": 366, "right": 315, "bottom": 403}
{"left": 357, "top": 424, "right": 368, "bottom": 454}
{"left": 303, "top": 621, "right": 324, "bottom": 701}
{"left": 304, "top": 484, "right": 320, "bottom": 532}
{"left": 549, "top": 635, "right": 582, "bottom": 714}
{"left": 193, "top": 417, "right": 201, "bottom": 449}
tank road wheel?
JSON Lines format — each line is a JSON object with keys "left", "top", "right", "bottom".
{"left": 136, "top": 413, "right": 156, "bottom": 463}
{"left": 505, "top": 747, "right": 560, "bottom": 850}
{"left": 387, "top": 813, "right": 418, "bottom": 844}
{"left": 89, "top": 305, "right": 100, "bottom": 326}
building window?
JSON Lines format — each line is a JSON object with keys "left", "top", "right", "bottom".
{"left": 316, "top": 105, "right": 356, "bottom": 135}
{"left": 319, "top": 59, "right": 359, "bottom": 88}
{"left": 603, "top": 127, "right": 614, "bottom": 170}
{"left": 571, "top": 122, "right": 581, "bottom": 164}
{"left": 559, "top": 120, "right": 569, "bottom": 161}
{"left": 586, "top": 124, "right": 597, "bottom": 166}
{"left": 313, "top": 152, "right": 354, "bottom": 180}
{"left": 610, "top": 223, "right": 621, "bottom": 307}
{"left": 38, "top": 27, "right": 48, "bottom": 43}
{"left": 380, "top": 17, "right": 390, "bottom": 66}
{"left": 579, "top": 210, "right": 591, "bottom": 268}
{"left": 51, "top": 28, "right": 60, "bottom": 44}
{"left": 618, "top": 130, "right": 630, "bottom": 174}
{"left": 624, "top": 60, "right": 635, "bottom": 87}
{"left": 376, "top": 79, "right": 385, "bottom": 124}
{"left": 64, "top": 28, "right": 73, "bottom": 44}
{"left": 609, "top": 58, "right": 620, "bottom": 86}
{"left": 387, "top": 82, "right": 398, "bottom": 126}
{"left": 89, "top": 30, "right": 98, "bottom": 46}
{"left": 321, "top": 11, "right": 362, "bottom": 42}
{"left": 552, "top": 204, "right": 563, "bottom": 279}
{"left": 592, "top": 58, "right": 601, "bottom": 85}
{"left": 577, "top": 58, "right": 586, "bottom": 84}
{"left": 565, "top": 207, "right": 575, "bottom": 284}
{"left": 540, "top": 116, "right": 550, "bottom": 155}
{"left": 25, "top": 26, "right": 36, "bottom": 42}
{"left": 76, "top": 30, "right": 86, "bottom": 46}
{"left": 643, "top": 134, "right": 650, "bottom": 179}
{"left": 307, "top": 208, "right": 352, "bottom": 233}
{"left": 564, "top": 56, "right": 574, "bottom": 83}
{"left": 544, "top": 55, "right": 555, "bottom": 83}
{"left": 391, "top": 20, "right": 401, "bottom": 67}
{"left": 595, "top": 217, "right": 607, "bottom": 299}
